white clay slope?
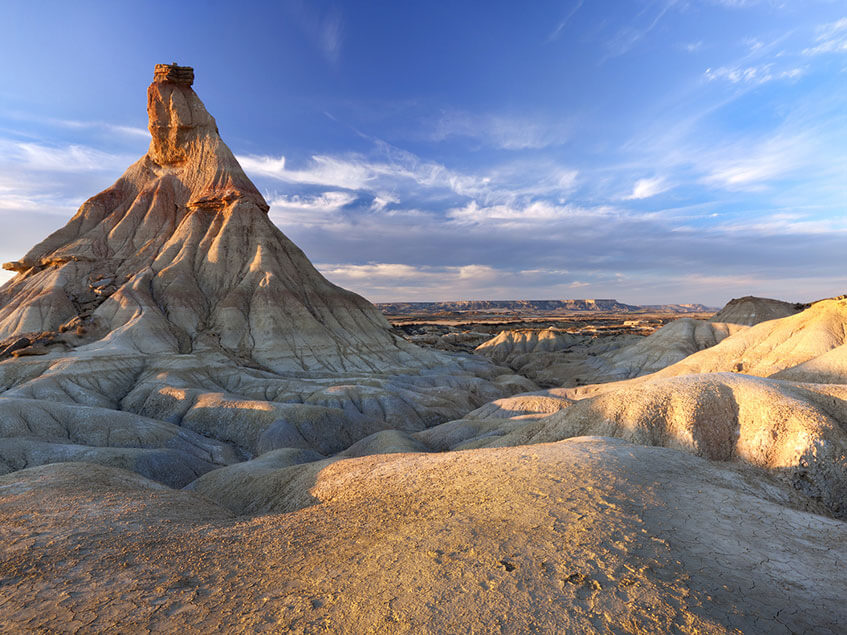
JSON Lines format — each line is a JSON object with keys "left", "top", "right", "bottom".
{"left": 654, "top": 296, "right": 847, "bottom": 383}
{"left": 429, "top": 300, "right": 847, "bottom": 517}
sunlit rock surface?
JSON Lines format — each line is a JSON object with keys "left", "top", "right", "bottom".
{"left": 475, "top": 319, "right": 744, "bottom": 387}
{"left": 1, "top": 439, "right": 844, "bottom": 632}
{"left": 442, "top": 299, "right": 847, "bottom": 517}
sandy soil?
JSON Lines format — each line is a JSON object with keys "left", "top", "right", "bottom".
{"left": 0, "top": 438, "right": 843, "bottom": 633}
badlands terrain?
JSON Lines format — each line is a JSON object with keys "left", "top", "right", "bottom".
{"left": 0, "top": 65, "right": 844, "bottom": 633}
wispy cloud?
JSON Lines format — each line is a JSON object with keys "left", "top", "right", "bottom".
{"left": 319, "top": 7, "right": 344, "bottom": 63}
{"left": 287, "top": 1, "right": 344, "bottom": 64}
{"left": 704, "top": 63, "right": 804, "bottom": 84}
{"left": 603, "top": 0, "right": 680, "bottom": 60}
{"left": 0, "top": 140, "right": 133, "bottom": 173}
{"left": 546, "top": 0, "right": 583, "bottom": 43}
{"left": 267, "top": 191, "right": 357, "bottom": 226}
{"left": 1, "top": 113, "right": 148, "bottom": 140}
{"left": 240, "top": 150, "right": 489, "bottom": 202}
{"left": 624, "top": 177, "right": 670, "bottom": 200}
{"left": 803, "top": 17, "right": 847, "bottom": 56}
{"left": 241, "top": 140, "right": 581, "bottom": 209}
{"left": 430, "top": 110, "right": 573, "bottom": 150}
{"left": 46, "top": 118, "right": 148, "bottom": 139}
{"left": 701, "top": 132, "right": 812, "bottom": 189}
{"left": 708, "top": 0, "right": 761, "bottom": 7}
{"left": 0, "top": 139, "right": 135, "bottom": 222}
{"left": 714, "top": 212, "right": 847, "bottom": 235}
{"left": 448, "top": 199, "right": 609, "bottom": 225}
{"left": 316, "top": 262, "right": 596, "bottom": 302}
{"left": 240, "top": 154, "right": 378, "bottom": 190}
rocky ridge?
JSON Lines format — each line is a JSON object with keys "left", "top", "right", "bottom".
{"left": 377, "top": 298, "right": 714, "bottom": 315}
{"left": 474, "top": 319, "right": 745, "bottom": 387}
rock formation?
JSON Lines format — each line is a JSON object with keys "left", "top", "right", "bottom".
{"left": 0, "top": 63, "right": 406, "bottom": 371}
{"left": 0, "top": 64, "right": 520, "bottom": 482}
{"left": 430, "top": 299, "right": 847, "bottom": 517}
{"left": 708, "top": 295, "right": 803, "bottom": 325}
{"left": 654, "top": 296, "right": 847, "bottom": 383}
{"left": 490, "top": 373, "right": 847, "bottom": 516}
{"left": 475, "top": 319, "right": 744, "bottom": 387}
{"left": 475, "top": 327, "right": 584, "bottom": 363}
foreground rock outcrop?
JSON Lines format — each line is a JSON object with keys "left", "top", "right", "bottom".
{"left": 1, "top": 438, "right": 844, "bottom": 633}
{"left": 0, "top": 65, "right": 519, "bottom": 482}
{"left": 490, "top": 373, "right": 847, "bottom": 516}
{"left": 431, "top": 299, "right": 847, "bottom": 517}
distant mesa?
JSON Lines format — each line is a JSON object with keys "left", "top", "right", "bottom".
{"left": 377, "top": 299, "right": 715, "bottom": 316}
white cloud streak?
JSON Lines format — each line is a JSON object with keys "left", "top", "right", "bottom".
{"left": 701, "top": 132, "right": 813, "bottom": 189}
{"left": 704, "top": 64, "right": 804, "bottom": 84}
{"left": 603, "top": 0, "right": 680, "bottom": 59}
{"left": 448, "top": 199, "right": 610, "bottom": 225}
{"left": 625, "top": 177, "right": 670, "bottom": 200}
{"left": 0, "top": 140, "right": 133, "bottom": 173}
{"left": 240, "top": 143, "right": 580, "bottom": 209}
{"left": 316, "top": 262, "right": 598, "bottom": 302}
{"left": 431, "top": 111, "right": 573, "bottom": 150}
{"left": 286, "top": 1, "right": 344, "bottom": 64}
{"left": 546, "top": 0, "right": 584, "bottom": 43}
{"left": 804, "top": 17, "right": 847, "bottom": 56}
{"left": 267, "top": 191, "right": 357, "bottom": 226}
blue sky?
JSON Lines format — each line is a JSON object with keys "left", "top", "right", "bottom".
{"left": 1, "top": 0, "right": 846, "bottom": 305}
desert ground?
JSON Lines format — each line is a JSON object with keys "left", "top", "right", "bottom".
{"left": 0, "top": 65, "right": 843, "bottom": 633}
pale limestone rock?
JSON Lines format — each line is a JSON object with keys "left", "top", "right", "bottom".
{"left": 654, "top": 297, "right": 847, "bottom": 383}
{"left": 337, "top": 429, "right": 428, "bottom": 458}
{"left": 475, "top": 327, "right": 582, "bottom": 363}
{"left": 446, "top": 301, "right": 847, "bottom": 516}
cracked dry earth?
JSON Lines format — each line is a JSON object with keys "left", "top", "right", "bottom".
{"left": 1, "top": 437, "right": 844, "bottom": 633}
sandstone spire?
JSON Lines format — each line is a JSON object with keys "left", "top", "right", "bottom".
{"left": 0, "top": 63, "right": 410, "bottom": 372}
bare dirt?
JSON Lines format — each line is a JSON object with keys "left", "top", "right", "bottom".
{"left": 1, "top": 438, "right": 843, "bottom": 633}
